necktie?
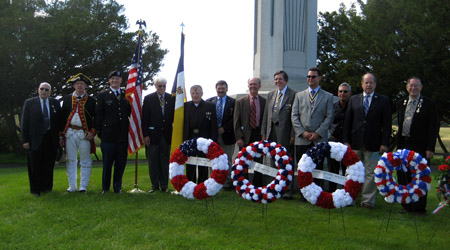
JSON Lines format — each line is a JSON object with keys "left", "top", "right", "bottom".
{"left": 159, "top": 95, "right": 164, "bottom": 115}
{"left": 275, "top": 91, "right": 283, "bottom": 110}
{"left": 116, "top": 90, "right": 120, "bottom": 100}
{"left": 363, "top": 95, "right": 370, "bottom": 116}
{"left": 250, "top": 96, "right": 257, "bottom": 128}
{"left": 217, "top": 97, "right": 223, "bottom": 127}
{"left": 402, "top": 99, "right": 417, "bottom": 136}
{"left": 310, "top": 90, "right": 316, "bottom": 108}
{"left": 43, "top": 99, "right": 50, "bottom": 131}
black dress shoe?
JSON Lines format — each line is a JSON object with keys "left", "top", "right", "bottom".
{"left": 148, "top": 189, "right": 156, "bottom": 193}
{"left": 101, "top": 190, "right": 107, "bottom": 194}
{"left": 114, "top": 190, "right": 122, "bottom": 194}
{"left": 161, "top": 189, "right": 168, "bottom": 193}
{"left": 79, "top": 190, "right": 87, "bottom": 193}
{"left": 31, "top": 192, "right": 40, "bottom": 197}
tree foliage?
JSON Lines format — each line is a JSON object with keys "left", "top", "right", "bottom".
{"left": 318, "top": 0, "right": 450, "bottom": 124}
{"left": 0, "top": 0, "right": 166, "bottom": 152}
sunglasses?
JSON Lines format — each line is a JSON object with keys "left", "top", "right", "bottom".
{"left": 306, "top": 75, "right": 319, "bottom": 79}
{"left": 40, "top": 88, "right": 50, "bottom": 92}
{"left": 339, "top": 90, "right": 349, "bottom": 93}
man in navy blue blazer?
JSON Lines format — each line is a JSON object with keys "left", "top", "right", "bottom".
{"left": 343, "top": 73, "right": 391, "bottom": 209}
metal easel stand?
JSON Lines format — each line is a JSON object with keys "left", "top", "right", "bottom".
{"left": 377, "top": 202, "right": 419, "bottom": 243}
{"left": 305, "top": 205, "right": 347, "bottom": 236}
{"left": 230, "top": 199, "right": 270, "bottom": 230}
{"left": 428, "top": 202, "right": 449, "bottom": 244}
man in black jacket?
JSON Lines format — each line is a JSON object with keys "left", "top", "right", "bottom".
{"left": 21, "top": 82, "right": 62, "bottom": 196}
{"left": 96, "top": 70, "right": 131, "bottom": 194}
{"left": 142, "top": 77, "right": 174, "bottom": 193}
{"left": 396, "top": 76, "right": 439, "bottom": 214}
{"left": 61, "top": 73, "right": 96, "bottom": 193}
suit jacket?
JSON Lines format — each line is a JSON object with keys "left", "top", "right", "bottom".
{"left": 292, "top": 88, "right": 334, "bottom": 145}
{"left": 95, "top": 89, "right": 131, "bottom": 143}
{"left": 343, "top": 92, "right": 391, "bottom": 151}
{"left": 261, "top": 87, "right": 296, "bottom": 147}
{"left": 142, "top": 92, "right": 174, "bottom": 145}
{"left": 21, "top": 97, "right": 62, "bottom": 151}
{"left": 206, "top": 95, "right": 236, "bottom": 145}
{"left": 233, "top": 95, "right": 266, "bottom": 145}
{"left": 396, "top": 96, "right": 439, "bottom": 155}
{"left": 183, "top": 100, "right": 218, "bottom": 142}
{"left": 61, "top": 94, "right": 96, "bottom": 133}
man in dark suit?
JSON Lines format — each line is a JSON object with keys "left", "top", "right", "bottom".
{"left": 142, "top": 77, "right": 174, "bottom": 193}
{"left": 261, "top": 70, "right": 296, "bottom": 186}
{"left": 21, "top": 82, "right": 62, "bottom": 196}
{"left": 96, "top": 70, "right": 131, "bottom": 194}
{"left": 233, "top": 77, "right": 266, "bottom": 186}
{"left": 61, "top": 73, "right": 96, "bottom": 193}
{"left": 184, "top": 85, "right": 218, "bottom": 183}
{"left": 292, "top": 67, "right": 334, "bottom": 197}
{"left": 397, "top": 76, "right": 439, "bottom": 214}
{"left": 207, "top": 80, "right": 236, "bottom": 189}
{"left": 344, "top": 73, "right": 392, "bottom": 209}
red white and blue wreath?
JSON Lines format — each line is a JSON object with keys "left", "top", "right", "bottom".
{"left": 169, "top": 137, "right": 229, "bottom": 200}
{"left": 231, "top": 140, "right": 293, "bottom": 203}
{"left": 297, "top": 142, "right": 365, "bottom": 209}
{"left": 374, "top": 149, "right": 431, "bottom": 204}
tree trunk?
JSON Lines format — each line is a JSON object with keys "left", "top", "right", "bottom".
{"left": 0, "top": 105, "right": 24, "bottom": 154}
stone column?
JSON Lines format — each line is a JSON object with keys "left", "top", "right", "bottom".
{"left": 253, "top": 0, "right": 317, "bottom": 92}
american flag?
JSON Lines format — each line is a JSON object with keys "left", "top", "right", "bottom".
{"left": 125, "top": 35, "right": 144, "bottom": 155}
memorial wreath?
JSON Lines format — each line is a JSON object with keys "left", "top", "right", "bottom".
{"left": 297, "top": 142, "right": 365, "bottom": 209}
{"left": 169, "top": 137, "right": 229, "bottom": 200}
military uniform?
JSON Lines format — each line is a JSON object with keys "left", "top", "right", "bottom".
{"left": 96, "top": 86, "right": 131, "bottom": 193}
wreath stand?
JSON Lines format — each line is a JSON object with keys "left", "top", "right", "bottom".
{"left": 429, "top": 204, "right": 449, "bottom": 244}
{"left": 229, "top": 199, "right": 269, "bottom": 229}
{"left": 376, "top": 170, "right": 420, "bottom": 243}
{"left": 305, "top": 205, "right": 347, "bottom": 236}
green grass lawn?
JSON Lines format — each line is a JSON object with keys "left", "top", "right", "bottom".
{"left": 1, "top": 163, "right": 449, "bottom": 249}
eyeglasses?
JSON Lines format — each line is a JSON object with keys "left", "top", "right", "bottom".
{"left": 40, "top": 88, "right": 50, "bottom": 92}
{"left": 338, "top": 90, "right": 349, "bottom": 93}
{"left": 306, "top": 75, "right": 319, "bottom": 79}
{"left": 156, "top": 85, "right": 166, "bottom": 88}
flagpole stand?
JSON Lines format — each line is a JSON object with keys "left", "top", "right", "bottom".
{"left": 128, "top": 150, "right": 145, "bottom": 194}
{"left": 128, "top": 184, "right": 145, "bottom": 193}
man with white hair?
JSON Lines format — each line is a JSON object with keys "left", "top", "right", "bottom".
{"left": 21, "top": 82, "right": 62, "bottom": 196}
{"left": 142, "top": 77, "right": 174, "bottom": 193}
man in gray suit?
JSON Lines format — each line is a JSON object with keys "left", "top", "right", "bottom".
{"left": 291, "top": 67, "right": 334, "bottom": 198}
{"left": 234, "top": 77, "right": 266, "bottom": 186}
{"left": 261, "top": 70, "right": 296, "bottom": 186}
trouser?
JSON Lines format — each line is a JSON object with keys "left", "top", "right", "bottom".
{"left": 65, "top": 129, "right": 92, "bottom": 191}
{"left": 219, "top": 135, "right": 236, "bottom": 189}
{"left": 101, "top": 141, "right": 128, "bottom": 192}
{"left": 146, "top": 137, "right": 170, "bottom": 190}
{"left": 27, "top": 132, "right": 57, "bottom": 194}
{"left": 354, "top": 147, "right": 380, "bottom": 206}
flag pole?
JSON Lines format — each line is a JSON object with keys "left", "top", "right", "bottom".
{"left": 128, "top": 19, "right": 146, "bottom": 194}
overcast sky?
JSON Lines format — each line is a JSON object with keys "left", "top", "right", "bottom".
{"left": 117, "top": 0, "right": 358, "bottom": 99}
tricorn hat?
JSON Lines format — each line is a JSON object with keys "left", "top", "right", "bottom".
{"left": 108, "top": 70, "right": 122, "bottom": 79}
{"left": 66, "top": 73, "right": 93, "bottom": 85}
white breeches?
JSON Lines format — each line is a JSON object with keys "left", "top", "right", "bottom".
{"left": 65, "top": 128, "right": 92, "bottom": 191}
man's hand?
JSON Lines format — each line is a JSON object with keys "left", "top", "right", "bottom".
{"left": 379, "top": 145, "right": 388, "bottom": 154}
{"left": 144, "top": 136, "right": 150, "bottom": 146}
{"left": 290, "top": 136, "right": 295, "bottom": 145}
{"left": 426, "top": 150, "right": 434, "bottom": 160}
{"left": 23, "top": 143, "right": 30, "bottom": 150}
{"left": 236, "top": 138, "right": 244, "bottom": 148}
{"left": 85, "top": 132, "right": 94, "bottom": 141}
{"left": 218, "top": 127, "right": 225, "bottom": 135}
{"left": 309, "top": 132, "right": 321, "bottom": 142}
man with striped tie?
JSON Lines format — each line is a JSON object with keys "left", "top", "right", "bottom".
{"left": 343, "top": 73, "right": 391, "bottom": 209}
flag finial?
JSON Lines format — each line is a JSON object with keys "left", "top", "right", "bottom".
{"left": 180, "top": 22, "right": 185, "bottom": 33}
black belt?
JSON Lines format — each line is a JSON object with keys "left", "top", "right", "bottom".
{"left": 272, "top": 122, "right": 279, "bottom": 126}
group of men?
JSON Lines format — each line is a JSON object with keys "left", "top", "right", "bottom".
{"left": 21, "top": 71, "right": 130, "bottom": 196}
{"left": 21, "top": 67, "right": 439, "bottom": 215}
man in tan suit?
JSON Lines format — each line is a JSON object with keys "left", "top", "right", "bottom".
{"left": 234, "top": 77, "right": 266, "bottom": 186}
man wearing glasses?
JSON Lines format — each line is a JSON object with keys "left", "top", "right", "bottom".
{"left": 21, "top": 82, "right": 62, "bottom": 196}
{"left": 291, "top": 67, "right": 334, "bottom": 199}
{"left": 328, "top": 82, "right": 352, "bottom": 192}
{"left": 142, "top": 77, "right": 174, "bottom": 193}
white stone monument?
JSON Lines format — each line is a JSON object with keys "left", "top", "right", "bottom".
{"left": 253, "top": 0, "right": 317, "bottom": 92}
